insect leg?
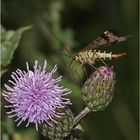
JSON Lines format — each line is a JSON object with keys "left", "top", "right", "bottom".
{"left": 89, "top": 64, "right": 98, "bottom": 70}
{"left": 79, "top": 62, "right": 84, "bottom": 67}
{"left": 69, "top": 58, "right": 75, "bottom": 71}
{"left": 94, "top": 53, "right": 108, "bottom": 66}
{"left": 89, "top": 64, "right": 106, "bottom": 77}
{"left": 74, "top": 69, "right": 83, "bottom": 86}
{"left": 83, "top": 66, "right": 88, "bottom": 79}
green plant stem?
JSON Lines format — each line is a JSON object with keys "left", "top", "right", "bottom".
{"left": 74, "top": 107, "right": 91, "bottom": 127}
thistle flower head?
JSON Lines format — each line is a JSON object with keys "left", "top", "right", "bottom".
{"left": 99, "top": 66, "right": 114, "bottom": 79}
{"left": 81, "top": 66, "right": 115, "bottom": 111}
{"left": 41, "top": 108, "right": 74, "bottom": 140}
{"left": 3, "top": 60, "right": 71, "bottom": 130}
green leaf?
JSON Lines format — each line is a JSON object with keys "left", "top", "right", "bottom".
{"left": 2, "top": 133, "right": 9, "bottom": 140}
{"left": 61, "top": 78, "right": 81, "bottom": 98}
{"left": 18, "top": 128, "right": 38, "bottom": 140}
{"left": 5, "top": 117, "right": 15, "bottom": 134}
{"left": 75, "top": 124, "right": 85, "bottom": 132}
{"left": 1, "top": 25, "right": 32, "bottom": 67}
{"left": 0, "top": 69, "right": 8, "bottom": 78}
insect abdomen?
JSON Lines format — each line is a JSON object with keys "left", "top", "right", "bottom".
{"left": 95, "top": 50, "right": 112, "bottom": 60}
{"left": 75, "top": 50, "right": 125, "bottom": 66}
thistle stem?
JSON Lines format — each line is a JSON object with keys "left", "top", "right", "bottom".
{"left": 74, "top": 107, "right": 91, "bottom": 127}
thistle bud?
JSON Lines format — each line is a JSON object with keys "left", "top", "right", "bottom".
{"left": 81, "top": 66, "right": 115, "bottom": 111}
{"left": 40, "top": 108, "right": 74, "bottom": 140}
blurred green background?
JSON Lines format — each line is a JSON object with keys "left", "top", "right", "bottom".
{"left": 1, "top": 0, "right": 139, "bottom": 140}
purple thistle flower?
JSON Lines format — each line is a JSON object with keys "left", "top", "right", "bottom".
{"left": 99, "top": 66, "right": 114, "bottom": 79}
{"left": 3, "top": 60, "right": 71, "bottom": 130}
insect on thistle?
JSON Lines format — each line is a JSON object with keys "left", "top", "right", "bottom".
{"left": 69, "top": 30, "right": 132, "bottom": 69}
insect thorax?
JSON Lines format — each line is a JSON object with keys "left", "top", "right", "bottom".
{"left": 75, "top": 50, "right": 96, "bottom": 65}
{"left": 75, "top": 50, "right": 112, "bottom": 65}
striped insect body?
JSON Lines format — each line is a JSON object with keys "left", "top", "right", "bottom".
{"left": 95, "top": 50, "right": 112, "bottom": 60}
{"left": 69, "top": 30, "right": 131, "bottom": 68}
{"left": 74, "top": 50, "right": 125, "bottom": 66}
{"left": 75, "top": 50, "right": 95, "bottom": 66}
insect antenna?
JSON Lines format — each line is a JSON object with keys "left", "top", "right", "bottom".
{"left": 62, "top": 46, "right": 72, "bottom": 58}
{"left": 39, "top": 22, "right": 87, "bottom": 83}
{"left": 60, "top": 53, "right": 71, "bottom": 58}
{"left": 39, "top": 21, "right": 72, "bottom": 58}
